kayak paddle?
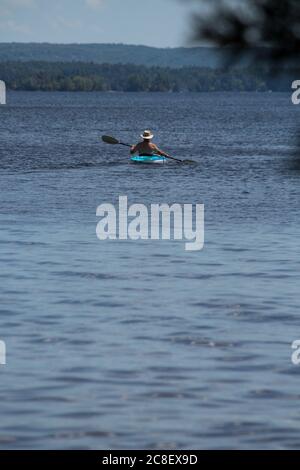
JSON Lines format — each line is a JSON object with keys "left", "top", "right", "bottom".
{"left": 101, "top": 135, "right": 195, "bottom": 164}
{"left": 102, "top": 135, "right": 131, "bottom": 148}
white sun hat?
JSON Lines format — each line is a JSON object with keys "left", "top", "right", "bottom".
{"left": 140, "top": 130, "right": 154, "bottom": 140}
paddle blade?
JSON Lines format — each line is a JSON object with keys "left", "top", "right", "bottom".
{"left": 102, "top": 135, "right": 119, "bottom": 145}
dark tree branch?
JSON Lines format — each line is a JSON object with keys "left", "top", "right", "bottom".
{"left": 192, "top": 0, "right": 300, "bottom": 64}
{"left": 189, "top": 0, "right": 300, "bottom": 168}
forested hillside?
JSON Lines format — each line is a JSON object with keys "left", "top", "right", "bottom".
{"left": 0, "top": 43, "right": 229, "bottom": 68}
{"left": 0, "top": 61, "right": 293, "bottom": 92}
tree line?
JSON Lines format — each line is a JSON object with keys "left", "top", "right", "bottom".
{"left": 0, "top": 61, "right": 295, "bottom": 92}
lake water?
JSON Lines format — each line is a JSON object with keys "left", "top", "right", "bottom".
{"left": 0, "top": 91, "right": 300, "bottom": 450}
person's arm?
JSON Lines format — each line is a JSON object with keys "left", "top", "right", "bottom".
{"left": 153, "top": 144, "right": 169, "bottom": 157}
{"left": 130, "top": 144, "right": 138, "bottom": 155}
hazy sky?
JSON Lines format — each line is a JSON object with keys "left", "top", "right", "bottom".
{"left": 0, "top": 0, "right": 197, "bottom": 47}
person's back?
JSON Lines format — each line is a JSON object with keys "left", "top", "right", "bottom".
{"left": 130, "top": 130, "right": 169, "bottom": 157}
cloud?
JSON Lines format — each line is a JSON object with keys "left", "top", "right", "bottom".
{"left": 1, "top": 0, "right": 35, "bottom": 16}
{"left": 2, "top": 0, "right": 35, "bottom": 8}
{"left": 85, "top": 0, "right": 104, "bottom": 9}
{"left": 0, "top": 19, "right": 31, "bottom": 34}
{"left": 54, "top": 16, "right": 83, "bottom": 31}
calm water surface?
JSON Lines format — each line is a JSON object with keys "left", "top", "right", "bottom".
{"left": 0, "top": 91, "right": 300, "bottom": 449}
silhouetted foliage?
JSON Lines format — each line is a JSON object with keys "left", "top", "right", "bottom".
{"left": 191, "top": 0, "right": 300, "bottom": 168}
{"left": 192, "top": 0, "right": 300, "bottom": 65}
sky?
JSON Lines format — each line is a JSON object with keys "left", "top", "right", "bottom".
{"left": 0, "top": 0, "right": 198, "bottom": 47}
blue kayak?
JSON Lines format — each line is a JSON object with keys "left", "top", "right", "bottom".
{"left": 131, "top": 155, "right": 167, "bottom": 164}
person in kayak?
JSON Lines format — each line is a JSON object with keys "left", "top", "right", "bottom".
{"left": 130, "top": 130, "right": 169, "bottom": 157}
